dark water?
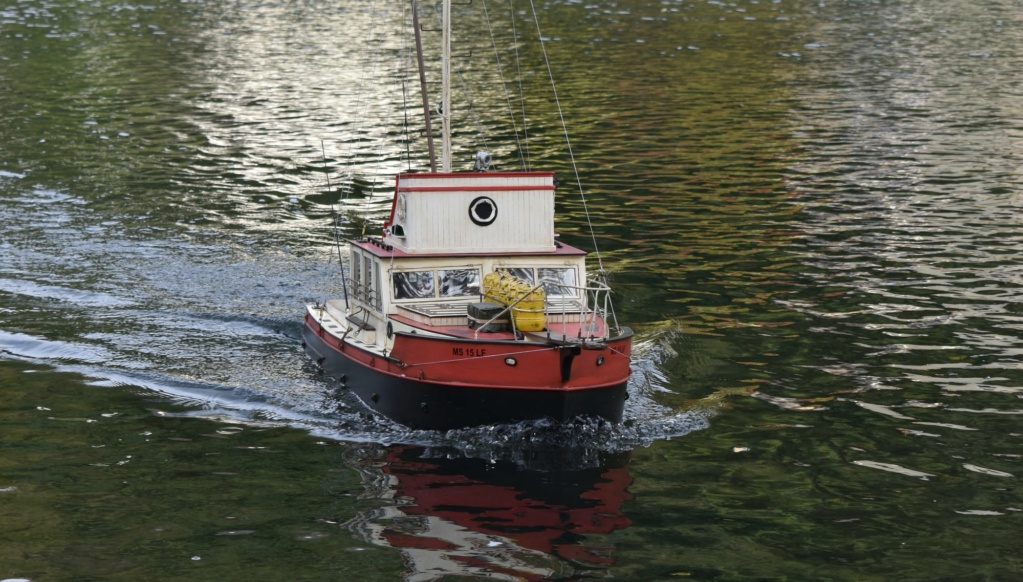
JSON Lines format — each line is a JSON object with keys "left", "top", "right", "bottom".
{"left": 3, "top": 0, "right": 1023, "bottom": 579}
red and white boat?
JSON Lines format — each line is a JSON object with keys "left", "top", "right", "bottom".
{"left": 302, "top": 0, "right": 632, "bottom": 430}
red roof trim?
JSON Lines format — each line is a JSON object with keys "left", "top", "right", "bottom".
{"left": 397, "top": 184, "right": 555, "bottom": 192}
{"left": 397, "top": 171, "right": 555, "bottom": 179}
{"left": 351, "top": 238, "right": 586, "bottom": 258}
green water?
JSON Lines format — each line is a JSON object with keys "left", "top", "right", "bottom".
{"left": 0, "top": 361, "right": 401, "bottom": 580}
{"left": 3, "top": 0, "right": 1023, "bottom": 579}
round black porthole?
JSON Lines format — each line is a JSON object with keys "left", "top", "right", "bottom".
{"left": 504, "top": 357, "right": 517, "bottom": 366}
{"left": 596, "top": 356, "right": 605, "bottom": 366}
{"left": 468, "top": 196, "right": 498, "bottom": 226}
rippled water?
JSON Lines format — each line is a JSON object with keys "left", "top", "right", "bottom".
{"left": 3, "top": 0, "right": 1023, "bottom": 579}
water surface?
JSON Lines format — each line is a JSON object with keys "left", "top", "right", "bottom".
{"left": 2, "top": 0, "right": 1023, "bottom": 579}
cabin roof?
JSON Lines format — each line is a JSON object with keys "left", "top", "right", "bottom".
{"left": 352, "top": 237, "right": 586, "bottom": 259}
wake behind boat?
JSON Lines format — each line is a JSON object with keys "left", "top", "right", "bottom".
{"left": 302, "top": 0, "right": 632, "bottom": 430}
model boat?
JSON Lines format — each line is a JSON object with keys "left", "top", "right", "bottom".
{"left": 302, "top": 0, "right": 632, "bottom": 430}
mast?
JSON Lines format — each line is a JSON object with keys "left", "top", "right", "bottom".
{"left": 411, "top": 0, "right": 436, "bottom": 172}
{"left": 441, "top": 0, "right": 452, "bottom": 172}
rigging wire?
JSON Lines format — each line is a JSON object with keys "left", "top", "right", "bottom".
{"left": 399, "top": 0, "right": 419, "bottom": 172}
{"left": 523, "top": 0, "right": 619, "bottom": 329}
{"left": 455, "top": 68, "right": 493, "bottom": 164}
{"left": 322, "top": 0, "right": 408, "bottom": 312}
{"left": 323, "top": 141, "right": 350, "bottom": 308}
{"left": 419, "top": 0, "right": 491, "bottom": 168}
{"left": 401, "top": 75, "right": 413, "bottom": 171}
{"left": 525, "top": 0, "right": 605, "bottom": 281}
{"left": 509, "top": 0, "right": 531, "bottom": 169}
{"left": 481, "top": 0, "right": 527, "bottom": 170}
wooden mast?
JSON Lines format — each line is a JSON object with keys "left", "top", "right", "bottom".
{"left": 410, "top": 0, "right": 436, "bottom": 172}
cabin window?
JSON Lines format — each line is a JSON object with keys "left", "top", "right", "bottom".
{"left": 351, "top": 249, "right": 363, "bottom": 301}
{"left": 393, "top": 270, "right": 436, "bottom": 299}
{"left": 364, "top": 255, "right": 375, "bottom": 306}
{"left": 438, "top": 268, "right": 480, "bottom": 297}
{"left": 502, "top": 267, "right": 534, "bottom": 284}
{"left": 373, "top": 259, "right": 383, "bottom": 310}
{"left": 496, "top": 266, "right": 578, "bottom": 298}
{"left": 538, "top": 267, "right": 577, "bottom": 298}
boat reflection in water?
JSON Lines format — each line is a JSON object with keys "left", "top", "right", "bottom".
{"left": 342, "top": 443, "right": 633, "bottom": 580}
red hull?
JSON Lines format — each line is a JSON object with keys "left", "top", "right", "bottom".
{"left": 303, "top": 313, "right": 632, "bottom": 429}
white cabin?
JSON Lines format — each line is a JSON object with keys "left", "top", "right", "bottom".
{"left": 382, "top": 172, "right": 557, "bottom": 254}
{"left": 336, "top": 171, "right": 595, "bottom": 343}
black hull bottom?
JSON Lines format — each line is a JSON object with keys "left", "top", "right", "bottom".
{"left": 303, "top": 326, "right": 627, "bottom": 431}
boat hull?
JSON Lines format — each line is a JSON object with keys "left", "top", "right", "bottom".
{"left": 303, "top": 318, "right": 630, "bottom": 430}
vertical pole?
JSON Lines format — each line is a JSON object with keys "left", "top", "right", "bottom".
{"left": 441, "top": 0, "right": 452, "bottom": 172}
{"left": 411, "top": 0, "right": 436, "bottom": 172}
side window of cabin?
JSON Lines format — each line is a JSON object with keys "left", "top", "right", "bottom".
{"left": 351, "top": 250, "right": 362, "bottom": 301}
{"left": 364, "top": 255, "right": 374, "bottom": 307}
{"left": 438, "top": 269, "right": 480, "bottom": 297}
{"left": 373, "top": 259, "right": 383, "bottom": 310}
{"left": 538, "top": 267, "right": 578, "bottom": 298}
{"left": 393, "top": 270, "right": 436, "bottom": 300}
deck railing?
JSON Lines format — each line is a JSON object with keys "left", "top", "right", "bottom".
{"left": 472, "top": 279, "right": 622, "bottom": 341}
{"left": 542, "top": 279, "right": 621, "bottom": 340}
